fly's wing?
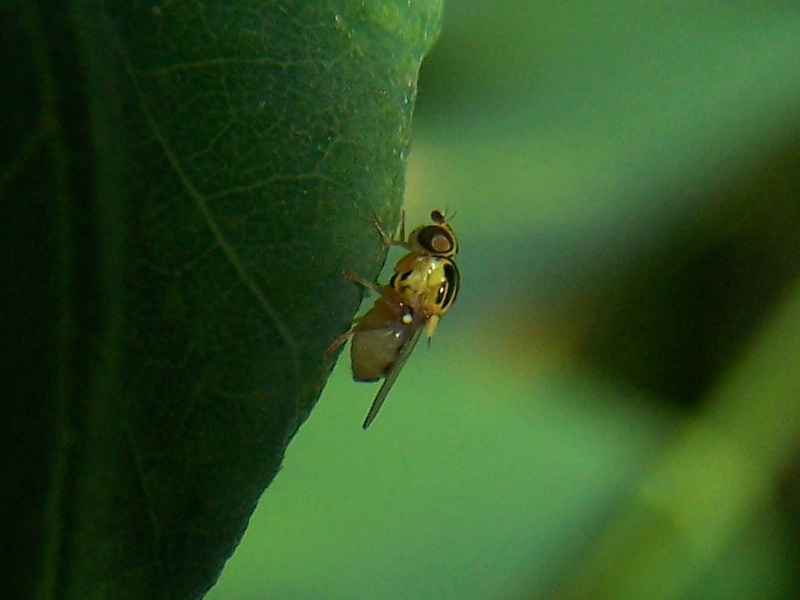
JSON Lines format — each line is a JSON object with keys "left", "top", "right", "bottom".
{"left": 362, "top": 326, "right": 424, "bottom": 430}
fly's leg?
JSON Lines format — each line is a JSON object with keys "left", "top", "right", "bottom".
{"left": 342, "top": 269, "right": 382, "bottom": 294}
{"left": 397, "top": 209, "right": 406, "bottom": 244}
{"left": 326, "top": 270, "right": 378, "bottom": 358}
{"left": 343, "top": 270, "right": 408, "bottom": 307}
{"left": 372, "top": 210, "right": 410, "bottom": 249}
{"left": 325, "top": 327, "right": 353, "bottom": 357}
{"left": 328, "top": 270, "right": 410, "bottom": 358}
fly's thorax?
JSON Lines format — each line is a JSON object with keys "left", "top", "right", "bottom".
{"left": 389, "top": 254, "right": 460, "bottom": 317}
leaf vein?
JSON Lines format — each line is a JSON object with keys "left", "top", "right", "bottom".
{"left": 121, "top": 50, "right": 302, "bottom": 385}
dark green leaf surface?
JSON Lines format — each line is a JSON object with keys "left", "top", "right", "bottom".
{"left": 1, "top": 1, "right": 441, "bottom": 599}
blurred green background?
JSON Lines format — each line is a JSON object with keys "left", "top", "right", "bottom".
{"left": 208, "top": 2, "right": 800, "bottom": 599}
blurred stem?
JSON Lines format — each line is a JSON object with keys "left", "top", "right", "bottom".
{"left": 553, "top": 277, "right": 800, "bottom": 600}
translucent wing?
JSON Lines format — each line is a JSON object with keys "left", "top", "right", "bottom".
{"left": 362, "top": 326, "right": 424, "bottom": 430}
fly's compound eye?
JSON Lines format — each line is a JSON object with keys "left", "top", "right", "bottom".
{"left": 413, "top": 224, "right": 458, "bottom": 257}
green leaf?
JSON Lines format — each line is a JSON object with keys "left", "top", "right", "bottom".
{"left": 1, "top": 1, "right": 441, "bottom": 599}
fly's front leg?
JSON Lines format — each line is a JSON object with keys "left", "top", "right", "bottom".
{"left": 372, "top": 210, "right": 410, "bottom": 249}
{"left": 397, "top": 209, "right": 406, "bottom": 244}
{"left": 326, "top": 270, "right": 376, "bottom": 357}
